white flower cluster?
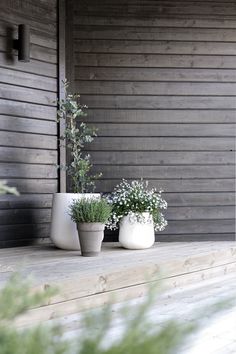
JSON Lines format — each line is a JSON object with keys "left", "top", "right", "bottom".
{"left": 106, "top": 179, "right": 168, "bottom": 232}
{"left": 155, "top": 213, "right": 168, "bottom": 232}
{"left": 127, "top": 211, "right": 153, "bottom": 225}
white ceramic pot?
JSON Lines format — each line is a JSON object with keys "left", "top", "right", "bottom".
{"left": 119, "top": 212, "right": 155, "bottom": 250}
{"left": 50, "top": 193, "right": 100, "bottom": 250}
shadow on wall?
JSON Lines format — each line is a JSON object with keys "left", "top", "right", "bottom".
{"left": 5, "top": 25, "right": 16, "bottom": 63}
{"left": 1, "top": 195, "right": 39, "bottom": 247}
{"left": 1, "top": 25, "right": 38, "bottom": 247}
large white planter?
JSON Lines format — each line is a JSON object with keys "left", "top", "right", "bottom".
{"left": 119, "top": 212, "right": 155, "bottom": 250}
{"left": 50, "top": 193, "right": 100, "bottom": 250}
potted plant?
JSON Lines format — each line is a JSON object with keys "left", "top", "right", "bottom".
{"left": 50, "top": 80, "right": 101, "bottom": 250}
{"left": 107, "top": 179, "right": 168, "bottom": 249}
{"left": 69, "top": 198, "right": 111, "bottom": 256}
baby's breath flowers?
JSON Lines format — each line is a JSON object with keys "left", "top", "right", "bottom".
{"left": 106, "top": 179, "right": 167, "bottom": 232}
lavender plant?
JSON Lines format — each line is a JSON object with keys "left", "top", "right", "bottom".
{"left": 107, "top": 180, "right": 167, "bottom": 231}
{"left": 57, "top": 80, "right": 101, "bottom": 193}
{"left": 69, "top": 198, "right": 112, "bottom": 224}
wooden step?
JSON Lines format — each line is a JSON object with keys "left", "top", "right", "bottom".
{"left": 0, "top": 241, "right": 235, "bottom": 327}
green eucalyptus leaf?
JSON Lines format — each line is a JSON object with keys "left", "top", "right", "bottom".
{"left": 55, "top": 80, "right": 102, "bottom": 193}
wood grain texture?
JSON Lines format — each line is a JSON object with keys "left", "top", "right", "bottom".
{"left": 0, "top": 224, "right": 50, "bottom": 242}
{"left": 0, "top": 53, "right": 57, "bottom": 78}
{"left": 74, "top": 26, "right": 236, "bottom": 42}
{"left": 0, "top": 83, "right": 56, "bottom": 106}
{"left": 75, "top": 53, "right": 236, "bottom": 69}
{"left": 0, "top": 4, "right": 57, "bottom": 35}
{"left": 166, "top": 206, "right": 235, "bottom": 220}
{"left": 0, "top": 163, "right": 57, "bottom": 179}
{"left": 160, "top": 219, "right": 235, "bottom": 234}
{"left": 91, "top": 123, "right": 235, "bottom": 136}
{"left": 95, "top": 178, "right": 235, "bottom": 193}
{"left": 157, "top": 233, "right": 235, "bottom": 241}
{"left": 80, "top": 95, "right": 236, "bottom": 110}
{"left": 72, "top": 0, "right": 236, "bottom": 240}
{"left": 59, "top": 0, "right": 67, "bottom": 192}
{"left": 0, "top": 209, "right": 51, "bottom": 225}
{"left": 0, "top": 194, "right": 53, "bottom": 209}
{"left": 0, "top": 99, "right": 56, "bottom": 120}
{"left": 0, "top": 37, "right": 57, "bottom": 64}
{"left": 88, "top": 151, "right": 235, "bottom": 165}
{"left": 1, "top": 242, "right": 236, "bottom": 323}
{"left": 92, "top": 165, "right": 234, "bottom": 179}
{"left": 0, "top": 0, "right": 59, "bottom": 246}
{"left": 0, "top": 147, "right": 57, "bottom": 164}
{"left": 0, "top": 68, "right": 57, "bottom": 91}
{"left": 75, "top": 67, "right": 236, "bottom": 82}
{"left": 6, "top": 179, "right": 58, "bottom": 194}
{"left": 85, "top": 109, "right": 236, "bottom": 123}
{"left": 75, "top": 16, "right": 236, "bottom": 29}
{"left": 75, "top": 2, "right": 236, "bottom": 17}
{"left": 0, "top": 116, "right": 57, "bottom": 134}
{"left": 0, "top": 23, "right": 57, "bottom": 49}
{"left": 77, "top": 81, "right": 236, "bottom": 96}
{"left": 75, "top": 39, "right": 236, "bottom": 55}
{"left": 87, "top": 137, "right": 235, "bottom": 151}
{"left": 0, "top": 131, "right": 57, "bottom": 149}
{"left": 165, "top": 192, "right": 235, "bottom": 207}
{"left": 0, "top": 0, "right": 57, "bottom": 21}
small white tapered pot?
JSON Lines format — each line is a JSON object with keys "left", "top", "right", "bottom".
{"left": 50, "top": 193, "right": 100, "bottom": 250}
{"left": 118, "top": 212, "right": 155, "bottom": 250}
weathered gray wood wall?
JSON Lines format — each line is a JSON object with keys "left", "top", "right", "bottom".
{"left": 0, "top": 0, "right": 58, "bottom": 247}
{"left": 70, "top": 0, "right": 236, "bottom": 241}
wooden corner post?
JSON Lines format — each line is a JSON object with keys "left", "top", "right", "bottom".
{"left": 58, "top": 0, "right": 66, "bottom": 192}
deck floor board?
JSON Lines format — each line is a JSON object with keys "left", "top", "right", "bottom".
{"left": 59, "top": 273, "right": 236, "bottom": 354}
{"left": 0, "top": 241, "right": 235, "bottom": 328}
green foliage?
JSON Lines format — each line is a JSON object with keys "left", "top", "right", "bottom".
{"left": 0, "top": 273, "right": 68, "bottom": 354}
{"left": 0, "top": 273, "right": 56, "bottom": 321}
{"left": 0, "top": 325, "right": 68, "bottom": 354}
{"left": 57, "top": 80, "right": 101, "bottom": 193}
{"left": 0, "top": 181, "right": 19, "bottom": 196}
{"left": 0, "top": 273, "right": 201, "bottom": 354}
{"left": 78, "top": 290, "right": 194, "bottom": 354}
{"left": 71, "top": 154, "right": 101, "bottom": 195}
{"left": 69, "top": 198, "right": 112, "bottom": 223}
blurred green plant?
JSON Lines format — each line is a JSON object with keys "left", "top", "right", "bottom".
{"left": 0, "top": 273, "right": 67, "bottom": 354}
{"left": 0, "top": 180, "right": 19, "bottom": 196}
{"left": 0, "top": 273, "right": 196, "bottom": 354}
{"left": 78, "top": 289, "right": 194, "bottom": 354}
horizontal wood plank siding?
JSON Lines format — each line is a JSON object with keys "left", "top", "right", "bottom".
{"left": 71, "top": 0, "right": 236, "bottom": 241}
{"left": 0, "top": 0, "right": 59, "bottom": 247}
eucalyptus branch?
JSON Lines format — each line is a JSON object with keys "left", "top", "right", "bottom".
{"left": 57, "top": 80, "right": 101, "bottom": 193}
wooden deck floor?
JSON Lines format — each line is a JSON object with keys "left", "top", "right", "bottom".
{"left": 60, "top": 273, "right": 236, "bottom": 354}
{"left": 0, "top": 241, "right": 236, "bottom": 328}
